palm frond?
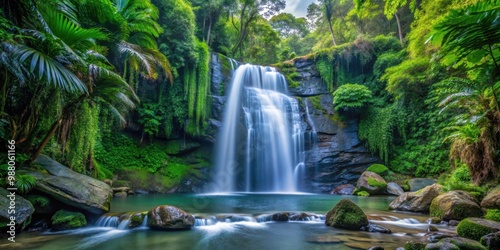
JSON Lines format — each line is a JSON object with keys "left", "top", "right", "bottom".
{"left": 16, "top": 46, "right": 87, "bottom": 93}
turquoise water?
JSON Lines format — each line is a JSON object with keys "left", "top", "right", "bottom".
{"left": 2, "top": 194, "right": 454, "bottom": 250}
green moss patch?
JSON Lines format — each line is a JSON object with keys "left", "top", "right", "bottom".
{"left": 367, "top": 177, "right": 388, "bottom": 189}
{"left": 51, "top": 210, "right": 87, "bottom": 231}
{"left": 457, "top": 218, "right": 500, "bottom": 241}
{"left": 366, "top": 164, "right": 389, "bottom": 176}
{"left": 485, "top": 209, "right": 500, "bottom": 222}
{"left": 356, "top": 191, "right": 370, "bottom": 196}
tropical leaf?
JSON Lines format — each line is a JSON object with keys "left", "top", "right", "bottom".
{"left": 16, "top": 46, "right": 87, "bottom": 93}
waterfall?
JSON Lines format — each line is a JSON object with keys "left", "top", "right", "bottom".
{"left": 213, "top": 64, "right": 305, "bottom": 192}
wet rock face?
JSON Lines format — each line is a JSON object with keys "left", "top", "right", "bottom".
{"left": 430, "top": 190, "right": 484, "bottom": 221}
{"left": 288, "top": 58, "right": 328, "bottom": 96}
{"left": 301, "top": 94, "right": 379, "bottom": 193}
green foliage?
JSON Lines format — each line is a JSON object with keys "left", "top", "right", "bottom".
{"left": 442, "top": 165, "right": 485, "bottom": 198}
{"left": 51, "top": 210, "right": 87, "bottom": 231}
{"left": 359, "top": 104, "right": 401, "bottom": 164}
{"left": 138, "top": 103, "right": 162, "bottom": 141}
{"left": 332, "top": 83, "right": 372, "bottom": 111}
{"left": 15, "top": 174, "right": 37, "bottom": 194}
{"left": 485, "top": 209, "right": 500, "bottom": 222}
{"left": 366, "top": 164, "right": 389, "bottom": 176}
{"left": 25, "top": 195, "right": 50, "bottom": 208}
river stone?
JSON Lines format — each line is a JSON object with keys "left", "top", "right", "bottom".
{"left": 389, "top": 184, "right": 442, "bottom": 213}
{"left": 439, "top": 237, "right": 487, "bottom": 250}
{"left": 271, "top": 212, "right": 289, "bottom": 221}
{"left": 147, "top": 205, "right": 194, "bottom": 230}
{"left": 481, "top": 186, "right": 500, "bottom": 209}
{"left": 114, "top": 192, "right": 127, "bottom": 197}
{"left": 361, "top": 223, "right": 392, "bottom": 233}
{"left": 481, "top": 231, "right": 500, "bottom": 250}
{"left": 355, "top": 171, "right": 387, "bottom": 195}
{"left": 430, "top": 191, "right": 483, "bottom": 221}
{"left": 409, "top": 178, "right": 436, "bottom": 192}
{"left": 457, "top": 218, "right": 500, "bottom": 241}
{"left": 0, "top": 187, "right": 34, "bottom": 231}
{"left": 424, "top": 242, "right": 460, "bottom": 250}
{"left": 325, "top": 199, "right": 368, "bottom": 230}
{"left": 330, "top": 184, "right": 356, "bottom": 195}
{"left": 404, "top": 241, "right": 426, "bottom": 250}
{"left": 387, "top": 182, "right": 404, "bottom": 196}
{"left": 27, "top": 155, "right": 112, "bottom": 214}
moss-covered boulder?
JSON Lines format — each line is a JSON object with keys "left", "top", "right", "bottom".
{"left": 457, "top": 218, "right": 500, "bottom": 241}
{"left": 389, "top": 184, "right": 443, "bottom": 213}
{"left": 480, "top": 231, "right": 500, "bottom": 250}
{"left": 430, "top": 191, "right": 483, "bottom": 221}
{"left": 325, "top": 199, "right": 369, "bottom": 230}
{"left": 439, "top": 237, "right": 487, "bottom": 250}
{"left": 28, "top": 155, "right": 112, "bottom": 214}
{"left": 147, "top": 205, "right": 194, "bottom": 230}
{"left": 424, "top": 242, "right": 459, "bottom": 250}
{"left": 51, "top": 209, "right": 87, "bottom": 231}
{"left": 404, "top": 240, "right": 426, "bottom": 250}
{"left": 366, "top": 164, "right": 389, "bottom": 176}
{"left": 129, "top": 212, "right": 147, "bottom": 228}
{"left": 355, "top": 171, "right": 387, "bottom": 195}
{"left": 0, "top": 187, "right": 34, "bottom": 231}
{"left": 481, "top": 186, "right": 500, "bottom": 210}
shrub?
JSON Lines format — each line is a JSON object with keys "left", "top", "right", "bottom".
{"left": 332, "top": 83, "right": 372, "bottom": 112}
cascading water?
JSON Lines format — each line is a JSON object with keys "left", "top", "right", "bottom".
{"left": 213, "top": 64, "right": 305, "bottom": 192}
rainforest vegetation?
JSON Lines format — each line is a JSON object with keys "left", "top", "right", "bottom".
{"left": 0, "top": 0, "right": 499, "bottom": 192}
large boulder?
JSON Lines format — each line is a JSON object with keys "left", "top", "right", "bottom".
{"left": 430, "top": 191, "right": 484, "bottom": 221}
{"left": 439, "top": 237, "right": 487, "bottom": 250}
{"left": 481, "top": 186, "right": 500, "bottom": 209}
{"left": 330, "top": 184, "right": 356, "bottom": 195}
{"left": 26, "top": 155, "right": 112, "bottom": 214}
{"left": 387, "top": 182, "right": 404, "bottom": 196}
{"left": 457, "top": 218, "right": 500, "bottom": 241}
{"left": 51, "top": 209, "right": 87, "bottom": 231}
{"left": 147, "top": 205, "right": 194, "bottom": 230}
{"left": 408, "top": 178, "right": 436, "bottom": 192}
{"left": 389, "top": 184, "right": 442, "bottom": 213}
{"left": 325, "top": 199, "right": 368, "bottom": 230}
{"left": 0, "top": 187, "right": 34, "bottom": 231}
{"left": 481, "top": 231, "right": 500, "bottom": 250}
{"left": 355, "top": 171, "right": 387, "bottom": 195}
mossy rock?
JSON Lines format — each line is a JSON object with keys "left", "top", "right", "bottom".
{"left": 439, "top": 237, "right": 487, "bottom": 250}
{"left": 480, "top": 231, "right": 500, "bottom": 250}
{"left": 404, "top": 240, "right": 426, "bottom": 250}
{"left": 485, "top": 209, "right": 500, "bottom": 222}
{"left": 325, "top": 199, "right": 368, "bottom": 230}
{"left": 366, "top": 164, "right": 389, "bottom": 176}
{"left": 481, "top": 186, "right": 500, "bottom": 210}
{"left": 51, "top": 210, "right": 87, "bottom": 231}
{"left": 429, "top": 191, "right": 483, "bottom": 221}
{"left": 457, "top": 218, "right": 500, "bottom": 241}
{"left": 355, "top": 171, "right": 387, "bottom": 195}
{"left": 389, "top": 184, "right": 443, "bottom": 213}
{"left": 357, "top": 191, "right": 370, "bottom": 196}
{"left": 424, "top": 242, "right": 459, "bottom": 250}
{"left": 130, "top": 212, "right": 147, "bottom": 228}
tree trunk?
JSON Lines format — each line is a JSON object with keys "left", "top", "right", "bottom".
{"left": 394, "top": 13, "right": 403, "bottom": 44}
{"left": 327, "top": 19, "right": 337, "bottom": 46}
{"left": 29, "top": 118, "right": 62, "bottom": 163}
{"left": 206, "top": 17, "right": 212, "bottom": 47}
